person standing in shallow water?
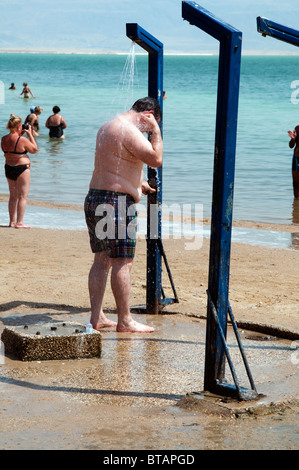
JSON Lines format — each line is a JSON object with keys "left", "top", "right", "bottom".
{"left": 45, "top": 106, "right": 67, "bottom": 139}
{"left": 24, "top": 106, "right": 43, "bottom": 137}
{"left": 84, "top": 97, "right": 162, "bottom": 333}
{"left": 1, "top": 114, "right": 38, "bottom": 228}
{"left": 19, "top": 82, "right": 35, "bottom": 99}
{"left": 288, "top": 125, "right": 299, "bottom": 198}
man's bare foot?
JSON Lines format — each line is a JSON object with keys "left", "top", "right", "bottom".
{"left": 9, "top": 222, "right": 16, "bottom": 228}
{"left": 15, "top": 224, "right": 32, "bottom": 229}
{"left": 92, "top": 318, "right": 117, "bottom": 330}
{"left": 117, "top": 320, "right": 155, "bottom": 333}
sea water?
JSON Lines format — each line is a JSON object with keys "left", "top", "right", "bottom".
{"left": 0, "top": 52, "right": 298, "bottom": 230}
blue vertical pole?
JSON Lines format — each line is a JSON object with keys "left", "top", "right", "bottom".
{"left": 126, "top": 24, "right": 164, "bottom": 314}
{"left": 182, "top": 2, "right": 242, "bottom": 396}
{"left": 206, "top": 28, "right": 242, "bottom": 389}
{"left": 147, "top": 49, "right": 163, "bottom": 313}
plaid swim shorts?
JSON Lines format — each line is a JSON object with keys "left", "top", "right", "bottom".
{"left": 84, "top": 189, "right": 137, "bottom": 258}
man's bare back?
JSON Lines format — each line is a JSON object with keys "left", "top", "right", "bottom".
{"left": 89, "top": 109, "right": 163, "bottom": 202}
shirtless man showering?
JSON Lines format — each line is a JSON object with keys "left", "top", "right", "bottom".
{"left": 84, "top": 97, "right": 163, "bottom": 333}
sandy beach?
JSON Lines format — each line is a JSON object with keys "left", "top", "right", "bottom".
{"left": 2, "top": 36, "right": 299, "bottom": 451}
{"left": 0, "top": 200, "right": 298, "bottom": 450}
{"left": 0, "top": 198, "right": 298, "bottom": 335}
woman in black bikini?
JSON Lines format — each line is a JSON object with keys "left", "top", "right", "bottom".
{"left": 19, "top": 82, "right": 35, "bottom": 99}
{"left": 45, "top": 106, "right": 67, "bottom": 139}
{"left": 1, "top": 114, "right": 38, "bottom": 228}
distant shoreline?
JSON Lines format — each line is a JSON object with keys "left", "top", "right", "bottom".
{"left": 1, "top": 49, "right": 299, "bottom": 56}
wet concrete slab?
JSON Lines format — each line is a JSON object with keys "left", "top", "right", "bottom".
{"left": 1, "top": 322, "right": 101, "bottom": 361}
{"left": 1, "top": 312, "right": 298, "bottom": 409}
{"left": 0, "top": 311, "right": 298, "bottom": 449}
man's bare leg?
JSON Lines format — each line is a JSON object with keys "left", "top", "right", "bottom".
{"left": 88, "top": 252, "right": 117, "bottom": 329}
{"left": 110, "top": 257, "right": 155, "bottom": 333}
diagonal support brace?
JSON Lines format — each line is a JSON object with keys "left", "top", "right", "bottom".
{"left": 207, "top": 290, "right": 259, "bottom": 401}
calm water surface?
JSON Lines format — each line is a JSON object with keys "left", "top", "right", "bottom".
{"left": 0, "top": 53, "right": 298, "bottom": 226}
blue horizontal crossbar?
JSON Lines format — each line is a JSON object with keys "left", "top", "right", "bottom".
{"left": 126, "top": 23, "right": 163, "bottom": 54}
{"left": 182, "top": 1, "right": 241, "bottom": 41}
{"left": 257, "top": 17, "right": 299, "bottom": 47}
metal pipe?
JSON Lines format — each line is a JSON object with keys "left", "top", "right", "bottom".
{"left": 207, "top": 291, "right": 242, "bottom": 400}
{"left": 228, "top": 303, "right": 257, "bottom": 393}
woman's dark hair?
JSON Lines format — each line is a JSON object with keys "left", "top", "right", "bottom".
{"left": 53, "top": 106, "right": 60, "bottom": 114}
{"left": 131, "top": 97, "right": 162, "bottom": 121}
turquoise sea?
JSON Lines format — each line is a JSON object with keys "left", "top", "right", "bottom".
{"left": 0, "top": 51, "right": 299, "bottom": 236}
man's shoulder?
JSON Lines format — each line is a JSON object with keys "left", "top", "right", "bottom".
{"left": 102, "top": 115, "right": 137, "bottom": 135}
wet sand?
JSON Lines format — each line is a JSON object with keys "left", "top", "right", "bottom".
{"left": 0, "top": 208, "right": 298, "bottom": 450}
{"left": 0, "top": 216, "right": 298, "bottom": 333}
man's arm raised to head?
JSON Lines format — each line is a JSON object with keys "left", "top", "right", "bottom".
{"left": 123, "top": 114, "right": 163, "bottom": 168}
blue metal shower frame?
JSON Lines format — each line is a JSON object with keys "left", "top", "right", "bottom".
{"left": 257, "top": 17, "right": 299, "bottom": 47}
{"left": 182, "top": 2, "right": 258, "bottom": 400}
{"left": 126, "top": 23, "right": 178, "bottom": 314}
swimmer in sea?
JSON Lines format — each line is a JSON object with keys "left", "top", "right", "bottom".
{"left": 24, "top": 106, "right": 43, "bottom": 137}
{"left": 45, "top": 106, "right": 67, "bottom": 139}
{"left": 19, "top": 82, "right": 35, "bottom": 99}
